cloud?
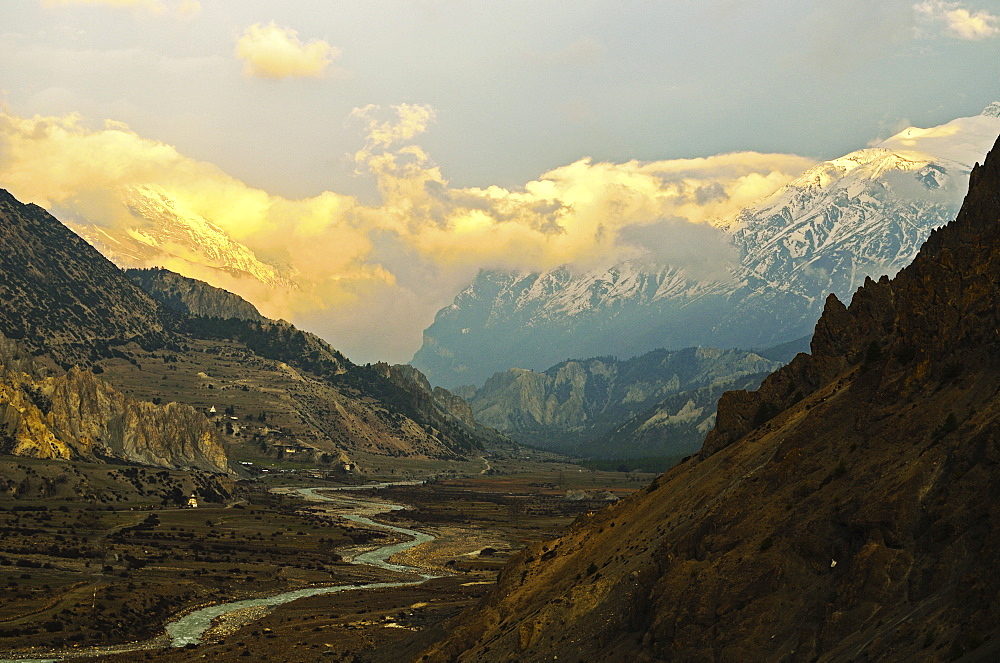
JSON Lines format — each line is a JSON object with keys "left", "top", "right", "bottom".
{"left": 40, "top": 0, "right": 201, "bottom": 18}
{"left": 350, "top": 104, "right": 436, "bottom": 168}
{"left": 0, "top": 108, "right": 814, "bottom": 362}
{"left": 235, "top": 22, "right": 342, "bottom": 80}
{"left": 914, "top": 1, "right": 1000, "bottom": 40}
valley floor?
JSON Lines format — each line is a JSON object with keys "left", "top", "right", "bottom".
{"left": 0, "top": 457, "right": 653, "bottom": 662}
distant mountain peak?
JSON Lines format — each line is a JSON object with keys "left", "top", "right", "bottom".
{"left": 982, "top": 101, "right": 1000, "bottom": 118}
{"left": 414, "top": 107, "right": 998, "bottom": 387}
{"left": 63, "top": 183, "right": 297, "bottom": 290}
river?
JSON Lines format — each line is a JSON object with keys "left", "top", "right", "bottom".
{"left": 0, "top": 483, "right": 438, "bottom": 663}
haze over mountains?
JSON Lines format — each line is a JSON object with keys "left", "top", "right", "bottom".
{"left": 414, "top": 104, "right": 1000, "bottom": 387}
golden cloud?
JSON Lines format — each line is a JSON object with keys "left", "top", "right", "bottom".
{"left": 0, "top": 107, "right": 814, "bottom": 361}
{"left": 235, "top": 22, "right": 342, "bottom": 80}
{"left": 914, "top": 1, "right": 999, "bottom": 40}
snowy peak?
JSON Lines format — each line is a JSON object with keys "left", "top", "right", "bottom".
{"left": 877, "top": 105, "right": 1000, "bottom": 167}
{"left": 413, "top": 104, "right": 1000, "bottom": 387}
{"left": 63, "top": 184, "right": 296, "bottom": 290}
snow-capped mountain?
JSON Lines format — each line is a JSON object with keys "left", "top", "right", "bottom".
{"left": 413, "top": 105, "right": 1000, "bottom": 388}
{"left": 62, "top": 184, "right": 295, "bottom": 288}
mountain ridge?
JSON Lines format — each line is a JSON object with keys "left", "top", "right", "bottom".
{"left": 0, "top": 189, "right": 172, "bottom": 369}
{"left": 463, "top": 345, "right": 788, "bottom": 458}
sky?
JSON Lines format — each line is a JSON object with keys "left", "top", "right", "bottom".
{"left": 1, "top": 0, "right": 999, "bottom": 363}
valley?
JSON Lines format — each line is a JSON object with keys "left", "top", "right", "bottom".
{"left": 0, "top": 458, "right": 653, "bottom": 662}
{"left": 2, "top": 6, "right": 999, "bottom": 658}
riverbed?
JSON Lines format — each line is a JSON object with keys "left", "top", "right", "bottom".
{"left": 0, "top": 483, "right": 439, "bottom": 662}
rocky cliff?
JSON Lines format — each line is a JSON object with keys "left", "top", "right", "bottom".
{"left": 0, "top": 335, "right": 230, "bottom": 473}
{"left": 125, "top": 267, "right": 263, "bottom": 321}
{"left": 417, "top": 133, "right": 1000, "bottom": 662}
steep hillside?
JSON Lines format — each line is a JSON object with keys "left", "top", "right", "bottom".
{"left": 0, "top": 189, "right": 493, "bottom": 466}
{"left": 0, "top": 190, "right": 170, "bottom": 368}
{"left": 125, "top": 267, "right": 264, "bottom": 321}
{"left": 465, "top": 346, "right": 783, "bottom": 458}
{"left": 417, "top": 134, "right": 1000, "bottom": 662}
{"left": 414, "top": 105, "right": 1000, "bottom": 387}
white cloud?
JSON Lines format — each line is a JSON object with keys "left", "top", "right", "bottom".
{"left": 350, "top": 104, "right": 436, "bottom": 166}
{"left": 235, "top": 22, "right": 342, "bottom": 80}
{"left": 914, "top": 1, "right": 1000, "bottom": 40}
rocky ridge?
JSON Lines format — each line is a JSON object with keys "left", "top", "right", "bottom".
{"left": 417, "top": 133, "right": 1000, "bottom": 662}
{"left": 463, "top": 345, "right": 788, "bottom": 458}
{"left": 0, "top": 190, "right": 170, "bottom": 368}
{"left": 125, "top": 267, "right": 264, "bottom": 321}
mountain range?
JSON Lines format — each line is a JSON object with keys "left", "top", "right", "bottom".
{"left": 416, "top": 128, "right": 1000, "bottom": 663}
{"left": 413, "top": 104, "right": 1000, "bottom": 387}
{"left": 460, "top": 340, "right": 807, "bottom": 459}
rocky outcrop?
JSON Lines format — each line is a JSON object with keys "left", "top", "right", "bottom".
{"left": 125, "top": 267, "right": 263, "bottom": 321}
{"left": 372, "top": 362, "right": 508, "bottom": 452}
{"left": 418, "top": 134, "right": 1000, "bottom": 662}
{"left": 0, "top": 190, "right": 170, "bottom": 368}
{"left": 0, "top": 336, "right": 230, "bottom": 473}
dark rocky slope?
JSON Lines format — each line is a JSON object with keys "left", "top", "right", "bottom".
{"left": 417, "top": 134, "right": 1000, "bottom": 662}
{"left": 0, "top": 190, "right": 170, "bottom": 368}
{"left": 125, "top": 266, "right": 264, "bottom": 321}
